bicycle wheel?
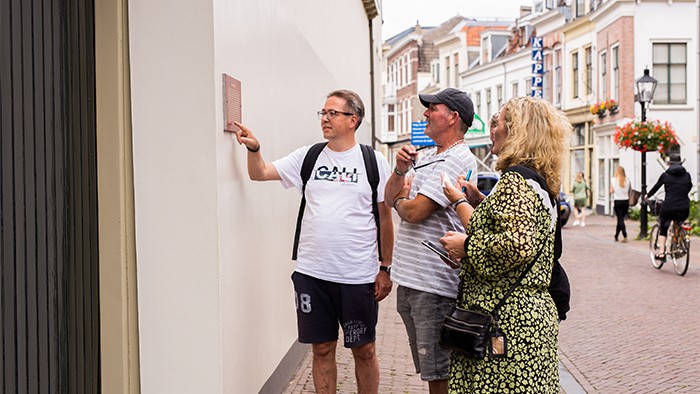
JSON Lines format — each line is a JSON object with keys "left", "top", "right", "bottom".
{"left": 672, "top": 227, "right": 690, "bottom": 276}
{"left": 649, "top": 224, "right": 664, "bottom": 269}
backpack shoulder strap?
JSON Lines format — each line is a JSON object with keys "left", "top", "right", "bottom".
{"left": 504, "top": 166, "right": 570, "bottom": 319}
{"left": 292, "top": 142, "right": 328, "bottom": 260}
{"left": 360, "top": 144, "right": 382, "bottom": 261}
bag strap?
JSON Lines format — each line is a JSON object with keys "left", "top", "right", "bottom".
{"left": 292, "top": 142, "right": 328, "bottom": 260}
{"left": 490, "top": 245, "right": 543, "bottom": 318}
{"left": 455, "top": 165, "right": 550, "bottom": 318}
{"left": 292, "top": 142, "right": 382, "bottom": 261}
{"left": 360, "top": 144, "right": 382, "bottom": 261}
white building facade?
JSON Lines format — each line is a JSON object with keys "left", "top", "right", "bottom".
{"left": 451, "top": 0, "right": 698, "bottom": 213}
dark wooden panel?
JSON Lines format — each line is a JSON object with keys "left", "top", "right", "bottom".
{"left": 1, "top": 0, "right": 100, "bottom": 391}
{"left": 0, "top": 0, "right": 17, "bottom": 391}
{"left": 12, "top": 0, "right": 29, "bottom": 392}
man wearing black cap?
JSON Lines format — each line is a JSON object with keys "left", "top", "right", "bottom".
{"left": 384, "top": 88, "right": 477, "bottom": 394}
{"left": 647, "top": 152, "right": 693, "bottom": 260}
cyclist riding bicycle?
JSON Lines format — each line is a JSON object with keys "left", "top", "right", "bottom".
{"left": 645, "top": 153, "right": 692, "bottom": 260}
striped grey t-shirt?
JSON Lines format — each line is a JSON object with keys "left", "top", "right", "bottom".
{"left": 392, "top": 143, "right": 478, "bottom": 298}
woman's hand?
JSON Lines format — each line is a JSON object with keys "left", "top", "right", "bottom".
{"left": 440, "top": 231, "right": 468, "bottom": 260}
{"left": 460, "top": 181, "right": 484, "bottom": 207}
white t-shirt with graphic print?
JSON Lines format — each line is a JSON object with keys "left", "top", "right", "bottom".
{"left": 273, "top": 143, "right": 390, "bottom": 284}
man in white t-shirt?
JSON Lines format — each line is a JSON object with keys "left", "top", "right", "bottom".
{"left": 234, "top": 90, "right": 393, "bottom": 394}
{"left": 384, "top": 88, "right": 477, "bottom": 394}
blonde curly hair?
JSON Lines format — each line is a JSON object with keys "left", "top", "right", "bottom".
{"left": 495, "top": 96, "right": 572, "bottom": 198}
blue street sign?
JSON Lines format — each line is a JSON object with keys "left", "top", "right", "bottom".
{"left": 410, "top": 121, "right": 434, "bottom": 146}
{"left": 532, "top": 49, "right": 543, "bottom": 62}
{"left": 532, "top": 76, "right": 543, "bottom": 88}
{"left": 532, "top": 63, "right": 544, "bottom": 74}
{"left": 531, "top": 36, "right": 543, "bottom": 48}
{"left": 531, "top": 89, "right": 543, "bottom": 98}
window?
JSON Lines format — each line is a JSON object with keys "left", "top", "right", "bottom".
{"left": 554, "top": 48, "right": 562, "bottom": 105}
{"left": 485, "top": 88, "right": 492, "bottom": 119}
{"left": 387, "top": 104, "right": 395, "bottom": 132}
{"left": 496, "top": 85, "right": 503, "bottom": 108}
{"left": 444, "top": 58, "right": 451, "bottom": 87}
{"left": 534, "top": 0, "right": 544, "bottom": 12}
{"left": 525, "top": 78, "right": 532, "bottom": 97}
{"left": 512, "top": 82, "right": 519, "bottom": 98}
{"left": 600, "top": 51, "right": 608, "bottom": 100}
{"left": 653, "top": 43, "right": 687, "bottom": 104}
{"left": 431, "top": 61, "right": 440, "bottom": 84}
{"left": 453, "top": 53, "right": 459, "bottom": 88}
{"left": 612, "top": 46, "right": 619, "bottom": 100}
{"left": 572, "top": 52, "right": 579, "bottom": 98}
{"left": 402, "top": 99, "right": 410, "bottom": 135}
{"left": 542, "top": 53, "right": 551, "bottom": 102}
{"left": 585, "top": 47, "right": 592, "bottom": 96}
{"left": 576, "top": 0, "right": 585, "bottom": 17}
{"left": 572, "top": 124, "right": 586, "bottom": 147}
{"left": 475, "top": 91, "right": 482, "bottom": 116}
{"left": 405, "top": 54, "right": 411, "bottom": 86}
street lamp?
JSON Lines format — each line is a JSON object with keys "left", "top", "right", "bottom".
{"left": 635, "top": 68, "right": 657, "bottom": 238}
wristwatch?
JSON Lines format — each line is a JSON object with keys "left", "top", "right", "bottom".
{"left": 379, "top": 265, "right": 392, "bottom": 275}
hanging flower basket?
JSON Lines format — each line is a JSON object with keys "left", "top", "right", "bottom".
{"left": 606, "top": 99, "right": 619, "bottom": 114}
{"left": 614, "top": 119, "right": 679, "bottom": 155}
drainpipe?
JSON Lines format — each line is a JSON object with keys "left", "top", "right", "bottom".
{"left": 697, "top": 0, "right": 700, "bottom": 194}
{"left": 369, "top": 18, "right": 377, "bottom": 149}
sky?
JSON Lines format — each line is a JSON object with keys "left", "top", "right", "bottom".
{"left": 381, "top": 0, "right": 533, "bottom": 40}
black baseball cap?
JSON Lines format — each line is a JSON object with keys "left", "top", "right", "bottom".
{"left": 419, "top": 88, "right": 475, "bottom": 128}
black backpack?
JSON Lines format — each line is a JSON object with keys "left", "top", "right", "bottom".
{"left": 292, "top": 142, "right": 382, "bottom": 261}
{"left": 503, "top": 165, "right": 571, "bottom": 321}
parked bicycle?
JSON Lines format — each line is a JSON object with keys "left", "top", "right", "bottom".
{"left": 648, "top": 198, "right": 692, "bottom": 276}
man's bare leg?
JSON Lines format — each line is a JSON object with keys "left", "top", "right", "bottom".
{"left": 351, "top": 341, "right": 379, "bottom": 394}
{"left": 312, "top": 341, "right": 338, "bottom": 394}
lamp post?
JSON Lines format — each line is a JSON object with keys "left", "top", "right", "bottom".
{"left": 636, "top": 68, "right": 657, "bottom": 238}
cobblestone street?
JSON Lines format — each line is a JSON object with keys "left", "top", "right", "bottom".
{"left": 284, "top": 214, "right": 700, "bottom": 393}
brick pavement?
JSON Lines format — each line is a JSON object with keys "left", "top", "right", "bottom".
{"left": 558, "top": 214, "right": 700, "bottom": 393}
{"left": 283, "top": 287, "right": 427, "bottom": 393}
{"left": 283, "top": 214, "right": 700, "bottom": 393}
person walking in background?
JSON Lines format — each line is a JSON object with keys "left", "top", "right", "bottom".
{"left": 234, "top": 89, "right": 393, "bottom": 394}
{"left": 646, "top": 153, "right": 692, "bottom": 260}
{"left": 439, "top": 96, "right": 571, "bottom": 393}
{"left": 571, "top": 172, "right": 589, "bottom": 227}
{"left": 610, "top": 166, "right": 631, "bottom": 242}
{"left": 384, "top": 88, "right": 477, "bottom": 394}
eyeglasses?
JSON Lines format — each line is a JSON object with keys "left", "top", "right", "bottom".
{"left": 317, "top": 109, "right": 355, "bottom": 120}
{"left": 411, "top": 145, "right": 445, "bottom": 169}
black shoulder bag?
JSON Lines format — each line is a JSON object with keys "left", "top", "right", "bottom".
{"left": 438, "top": 244, "right": 542, "bottom": 359}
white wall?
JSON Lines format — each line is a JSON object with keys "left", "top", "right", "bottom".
{"left": 632, "top": 1, "right": 699, "bottom": 189}
{"left": 129, "top": 0, "right": 379, "bottom": 392}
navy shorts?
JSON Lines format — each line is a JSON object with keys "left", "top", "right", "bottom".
{"left": 291, "top": 271, "right": 378, "bottom": 348}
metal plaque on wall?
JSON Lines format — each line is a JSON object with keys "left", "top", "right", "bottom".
{"left": 223, "top": 74, "right": 242, "bottom": 132}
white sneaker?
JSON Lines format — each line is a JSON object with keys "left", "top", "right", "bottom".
{"left": 580, "top": 222, "right": 586, "bottom": 227}
{"left": 573, "top": 220, "right": 580, "bottom": 226}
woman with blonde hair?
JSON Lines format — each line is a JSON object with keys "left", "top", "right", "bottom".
{"left": 610, "top": 166, "right": 630, "bottom": 242}
{"left": 571, "top": 172, "right": 589, "bottom": 226}
{"left": 439, "top": 96, "right": 571, "bottom": 393}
